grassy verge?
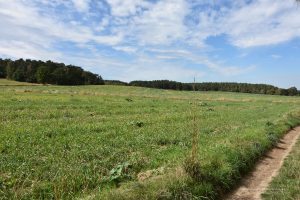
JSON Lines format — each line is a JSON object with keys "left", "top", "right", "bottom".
{"left": 262, "top": 133, "right": 300, "bottom": 200}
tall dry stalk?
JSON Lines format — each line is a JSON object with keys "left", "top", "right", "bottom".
{"left": 184, "top": 77, "right": 201, "bottom": 181}
{"left": 191, "top": 77, "right": 199, "bottom": 163}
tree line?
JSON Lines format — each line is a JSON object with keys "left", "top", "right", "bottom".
{"left": 104, "top": 80, "right": 129, "bottom": 86}
{"left": 129, "top": 80, "right": 300, "bottom": 96}
{"left": 0, "top": 58, "right": 104, "bottom": 85}
{"left": 1, "top": 58, "right": 299, "bottom": 96}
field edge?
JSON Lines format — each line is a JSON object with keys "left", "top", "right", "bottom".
{"left": 262, "top": 130, "right": 300, "bottom": 200}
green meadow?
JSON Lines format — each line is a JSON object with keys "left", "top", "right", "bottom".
{"left": 1, "top": 79, "right": 300, "bottom": 199}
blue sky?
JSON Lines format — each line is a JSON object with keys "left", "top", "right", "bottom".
{"left": 0, "top": 0, "right": 300, "bottom": 88}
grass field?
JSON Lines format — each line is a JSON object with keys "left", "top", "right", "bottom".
{"left": 1, "top": 79, "right": 300, "bottom": 199}
{"left": 0, "top": 79, "right": 40, "bottom": 86}
{"left": 262, "top": 136, "right": 300, "bottom": 200}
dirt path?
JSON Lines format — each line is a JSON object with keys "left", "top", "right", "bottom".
{"left": 225, "top": 126, "right": 300, "bottom": 200}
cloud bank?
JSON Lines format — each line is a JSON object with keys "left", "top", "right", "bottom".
{"left": 0, "top": 0, "right": 299, "bottom": 82}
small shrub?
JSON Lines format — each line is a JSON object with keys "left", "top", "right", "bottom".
{"left": 266, "top": 121, "right": 274, "bottom": 127}
{"left": 129, "top": 121, "right": 144, "bottom": 127}
{"left": 106, "top": 162, "right": 132, "bottom": 185}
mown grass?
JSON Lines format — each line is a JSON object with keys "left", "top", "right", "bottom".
{"left": 0, "top": 79, "right": 300, "bottom": 199}
{"left": 262, "top": 136, "right": 300, "bottom": 200}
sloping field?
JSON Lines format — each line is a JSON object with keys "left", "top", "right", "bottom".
{"left": 1, "top": 80, "right": 300, "bottom": 199}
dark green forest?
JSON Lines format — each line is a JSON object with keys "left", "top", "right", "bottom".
{"left": 0, "top": 58, "right": 104, "bottom": 85}
{"left": 129, "top": 80, "right": 300, "bottom": 96}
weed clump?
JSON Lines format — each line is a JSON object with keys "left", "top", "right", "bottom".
{"left": 105, "top": 162, "right": 132, "bottom": 186}
{"left": 267, "top": 134, "right": 279, "bottom": 146}
{"left": 266, "top": 121, "right": 274, "bottom": 127}
{"left": 157, "top": 138, "right": 180, "bottom": 146}
{"left": 265, "top": 121, "right": 280, "bottom": 146}
{"left": 129, "top": 121, "right": 144, "bottom": 127}
{"left": 183, "top": 157, "right": 202, "bottom": 182}
{"left": 199, "top": 102, "right": 208, "bottom": 107}
{"left": 252, "top": 142, "right": 265, "bottom": 156}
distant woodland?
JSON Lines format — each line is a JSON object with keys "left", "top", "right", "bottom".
{"left": 129, "top": 80, "right": 299, "bottom": 96}
{"left": 0, "top": 58, "right": 299, "bottom": 96}
{"left": 0, "top": 58, "right": 104, "bottom": 85}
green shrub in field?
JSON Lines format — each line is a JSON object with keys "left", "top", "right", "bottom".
{"left": 105, "top": 162, "right": 132, "bottom": 185}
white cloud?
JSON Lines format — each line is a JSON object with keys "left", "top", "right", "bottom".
{"left": 114, "top": 57, "right": 206, "bottom": 82}
{"left": 184, "top": 0, "right": 300, "bottom": 48}
{"left": 113, "top": 46, "right": 137, "bottom": 53}
{"left": 217, "top": 0, "right": 300, "bottom": 47}
{"left": 182, "top": 53, "right": 256, "bottom": 76}
{"left": 147, "top": 48, "right": 190, "bottom": 55}
{"left": 72, "top": 0, "right": 91, "bottom": 12}
{"left": 121, "top": 64, "right": 205, "bottom": 82}
{"left": 1, "top": 0, "right": 300, "bottom": 51}
{"left": 128, "top": 0, "right": 189, "bottom": 45}
{"left": 0, "top": 40, "right": 61, "bottom": 60}
{"left": 156, "top": 55, "right": 177, "bottom": 60}
{"left": 106, "top": 0, "right": 151, "bottom": 17}
{"left": 60, "top": 50, "right": 205, "bottom": 82}
{"left": 147, "top": 47, "right": 254, "bottom": 76}
{"left": 0, "top": 0, "right": 299, "bottom": 83}
{"left": 271, "top": 54, "right": 282, "bottom": 59}
{"left": 2, "top": 0, "right": 299, "bottom": 52}
{"left": 0, "top": 0, "right": 122, "bottom": 48}
{"left": 105, "top": 0, "right": 189, "bottom": 46}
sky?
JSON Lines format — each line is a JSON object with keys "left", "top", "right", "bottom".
{"left": 0, "top": 0, "right": 300, "bottom": 88}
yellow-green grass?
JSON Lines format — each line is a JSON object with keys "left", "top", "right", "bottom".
{"left": 0, "top": 79, "right": 40, "bottom": 86}
{"left": 0, "top": 79, "right": 300, "bottom": 199}
{"left": 262, "top": 137, "right": 300, "bottom": 200}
